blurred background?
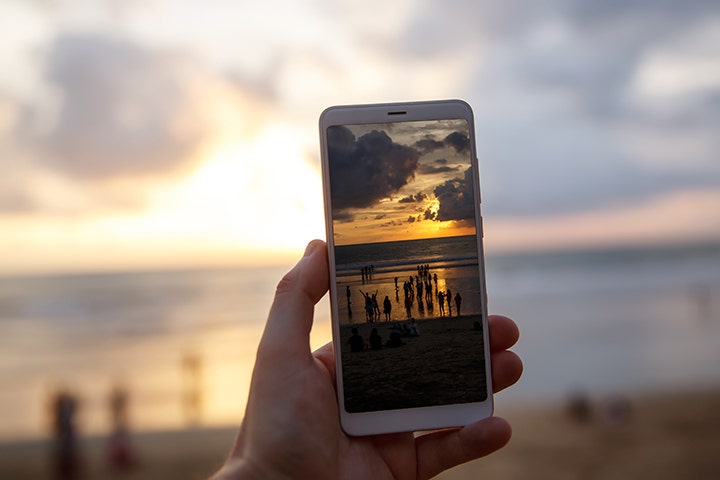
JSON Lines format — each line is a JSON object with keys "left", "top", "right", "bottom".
{"left": 1, "top": 1, "right": 719, "bottom": 478}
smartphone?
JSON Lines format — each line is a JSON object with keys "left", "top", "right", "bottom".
{"left": 319, "top": 100, "right": 493, "bottom": 435}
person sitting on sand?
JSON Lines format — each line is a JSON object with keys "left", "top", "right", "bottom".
{"left": 386, "top": 325, "right": 404, "bottom": 347}
{"left": 348, "top": 328, "right": 365, "bottom": 352}
{"left": 210, "top": 240, "right": 523, "bottom": 480}
{"left": 409, "top": 318, "right": 420, "bottom": 337}
{"left": 369, "top": 328, "right": 382, "bottom": 350}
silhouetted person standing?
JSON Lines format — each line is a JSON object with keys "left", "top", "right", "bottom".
{"left": 107, "top": 385, "right": 137, "bottom": 471}
{"left": 382, "top": 296, "right": 392, "bottom": 321}
{"left": 454, "top": 292, "right": 463, "bottom": 316}
{"left": 51, "top": 390, "right": 81, "bottom": 480}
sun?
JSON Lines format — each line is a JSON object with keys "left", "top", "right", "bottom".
{"left": 161, "top": 125, "right": 326, "bottom": 255}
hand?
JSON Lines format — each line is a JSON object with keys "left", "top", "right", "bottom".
{"left": 212, "top": 240, "right": 522, "bottom": 480}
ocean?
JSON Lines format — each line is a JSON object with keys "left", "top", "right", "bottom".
{"left": 1, "top": 243, "right": 719, "bottom": 441}
{"left": 334, "top": 235, "right": 479, "bottom": 274}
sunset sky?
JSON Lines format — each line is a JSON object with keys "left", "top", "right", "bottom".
{"left": 328, "top": 119, "right": 478, "bottom": 245}
{"left": 1, "top": 0, "right": 719, "bottom": 274}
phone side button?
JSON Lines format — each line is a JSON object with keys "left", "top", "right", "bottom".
{"left": 480, "top": 215, "right": 484, "bottom": 237}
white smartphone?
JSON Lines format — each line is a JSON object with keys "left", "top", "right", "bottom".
{"left": 319, "top": 100, "right": 493, "bottom": 435}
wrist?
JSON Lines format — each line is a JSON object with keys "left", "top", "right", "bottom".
{"left": 211, "top": 458, "right": 262, "bottom": 480}
{"left": 211, "top": 458, "right": 293, "bottom": 480}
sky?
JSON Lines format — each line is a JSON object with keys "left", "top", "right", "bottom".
{"left": 1, "top": 0, "right": 719, "bottom": 274}
{"left": 328, "top": 119, "right": 478, "bottom": 245}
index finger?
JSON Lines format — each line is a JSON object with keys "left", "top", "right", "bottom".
{"left": 488, "top": 314, "right": 519, "bottom": 352}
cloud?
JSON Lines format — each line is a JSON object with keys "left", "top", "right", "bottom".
{"left": 328, "top": 126, "right": 420, "bottom": 214}
{"left": 419, "top": 162, "right": 458, "bottom": 175}
{"left": 433, "top": 167, "right": 476, "bottom": 222}
{"left": 24, "top": 33, "right": 209, "bottom": 181}
{"left": 398, "top": 192, "right": 428, "bottom": 203}
{"left": 443, "top": 131, "right": 470, "bottom": 154}
{"left": 450, "top": 1, "right": 720, "bottom": 217}
{"left": 423, "top": 207, "right": 436, "bottom": 221}
{"left": 414, "top": 137, "right": 445, "bottom": 153}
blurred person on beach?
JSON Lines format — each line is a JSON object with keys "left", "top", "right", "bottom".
{"left": 50, "top": 389, "right": 82, "bottom": 480}
{"left": 211, "top": 240, "right": 523, "bottom": 480}
{"left": 106, "top": 384, "right": 137, "bottom": 471}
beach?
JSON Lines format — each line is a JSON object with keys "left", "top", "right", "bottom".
{"left": 340, "top": 315, "right": 487, "bottom": 412}
{"left": 1, "top": 389, "right": 718, "bottom": 479}
{"left": 1, "top": 242, "right": 719, "bottom": 477}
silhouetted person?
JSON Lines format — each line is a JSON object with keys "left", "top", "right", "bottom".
{"left": 409, "top": 318, "right": 420, "bottom": 337}
{"left": 359, "top": 290, "right": 374, "bottom": 322}
{"left": 371, "top": 292, "right": 381, "bottom": 321}
{"left": 382, "top": 296, "right": 392, "bottom": 321}
{"left": 438, "top": 291, "right": 446, "bottom": 316}
{"left": 349, "top": 328, "right": 365, "bottom": 352}
{"left": 51, "top": 389, "right": 81, "bottom": 480}
{"left": 386, "top": 326, "right": 404, "bottom": 348}
{"left": 454, "top": 292, "right": 463, "bottom": 316}
{"left": 446, "top": 289, "right": 452, "bottom": 316}
{"left": 369, "top": 328, "right": 382, "bottom": 350}
{"left": 106, "top": 385, "right": 137, "bottom": 471}
{"left": 567, "top": 390, "right": 592, "bottom": 423}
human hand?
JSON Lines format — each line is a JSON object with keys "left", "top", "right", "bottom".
{"left": 212, "top": 240, "right": 522, "bottom": 480}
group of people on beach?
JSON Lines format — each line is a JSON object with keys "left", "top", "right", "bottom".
{"left": 398, "top": 265, "right": 463, "bottom": 319}
{"left": 348, "top": 318, "right": 421, "bottom": 352}
{"left": 345, "top": 263, "right": 466, "bottom": 323}
{"left": 359, "top": 265, "right": 375, "bottom": 284}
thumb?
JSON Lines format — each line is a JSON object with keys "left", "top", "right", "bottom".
{"left": 257, "top": 240, "right": 329, "bottom": 363}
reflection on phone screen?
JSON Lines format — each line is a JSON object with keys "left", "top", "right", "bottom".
{"left": 327, "top": 119, "right": 488, "bottom": 413}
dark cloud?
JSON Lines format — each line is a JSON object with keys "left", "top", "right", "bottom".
{"left": 398, "top": 192, "right": 428, "bottom": 203}
{"left": 407, "top": 215, "right": 417, "bottom": 223}
{"left": 328, "top": 127, "right": 420, "bottom": 215}
{"left": 433, "top": 167, "right": 476, "bottom": 222}
{"left": 333, "top": 210, "right": 355, "bottom": 223}
{"left": 443, "top": 131, "right": 470, "bottom": 154}
{"left": 419, "top": 163, "right": 458, "bottom": 175}
{"left": 414, "top": 137, "right": 445, "bottom": 154}
{"left": 25, "top": 33, "right": 208, "bottom": 180}
{"left": 423, "top": 208, "right": 436, "bottom": 221}
{"left": 436, "top": 159, "right": 448, "bottom": 164}
{"left": 414, "top": 132, "right": 470, "bottom": 155}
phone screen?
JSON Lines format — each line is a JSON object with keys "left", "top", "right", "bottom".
{"left": 325, "top": 117, "right": 489, "bottom": 414}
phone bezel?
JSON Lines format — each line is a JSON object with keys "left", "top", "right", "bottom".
{"left": 319, "top": 100, "right": 493, "bottom": 435}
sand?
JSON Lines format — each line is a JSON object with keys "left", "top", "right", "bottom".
{"left": 438, "top": 389, "right": 720, "bottom": 480}
{"left": 339, "top": 315, "right": 488, "bottom": 412}
{"left": 1, "top": 389, "right": 718, "bottom": 479}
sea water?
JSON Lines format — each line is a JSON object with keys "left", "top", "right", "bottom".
{"left": 1, "top": 244, "right": 719, "bottom": 440}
